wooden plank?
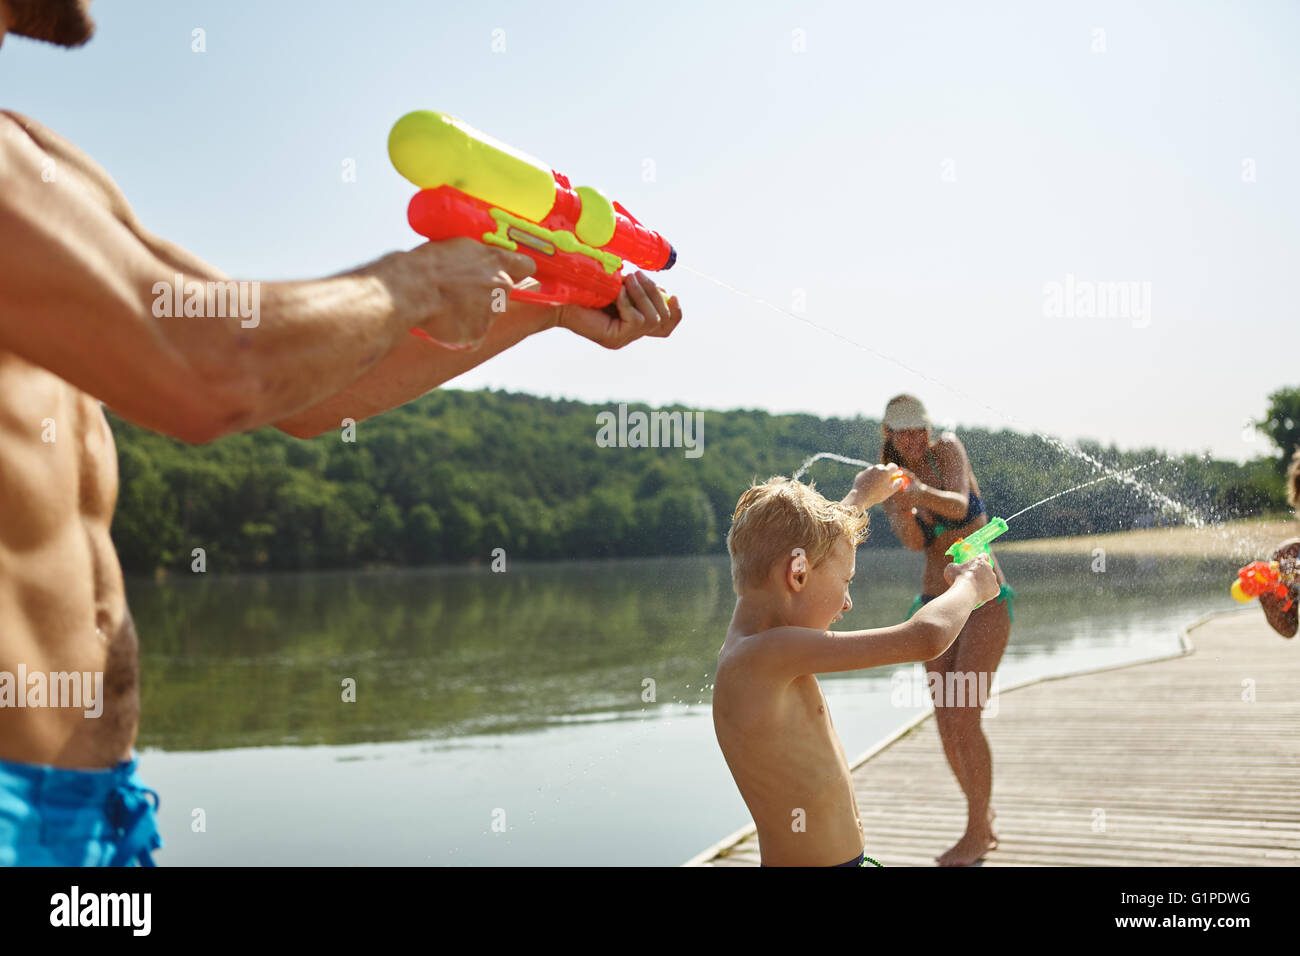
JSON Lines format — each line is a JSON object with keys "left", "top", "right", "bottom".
{"left": 686, "top": 609, "right": 1300, "bottom": 867}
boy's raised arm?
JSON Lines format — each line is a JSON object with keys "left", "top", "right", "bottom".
{"left": 755, "top": 557, "right": 998, "bottom": 680}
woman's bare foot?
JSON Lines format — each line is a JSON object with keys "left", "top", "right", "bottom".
{"left": 936, "top": 810, "right": 998, "bottom": 867}
{"left": 936, "top": 828, "right": 997, "bottom": 867}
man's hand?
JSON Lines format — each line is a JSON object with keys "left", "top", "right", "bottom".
{"left": 944, "top": 554, "right": 1000, "bottom": 605}
{"left": 554, "top": 271, "right": 682, "bottom": 349}
{"left": 851, "top": 464, "right": 905, "bottom": 508}
{"left": 397, "top": 238, "right": 537, "bottom": 349}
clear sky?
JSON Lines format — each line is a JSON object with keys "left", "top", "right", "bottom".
{"left": 3, "top": 0, "right": 1296, "bottom": 461}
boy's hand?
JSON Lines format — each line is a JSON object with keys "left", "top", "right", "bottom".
{"left": 555, "top": 271, "right": 683, "bottom": 349}
{"left": 945, "top": 554, "right": 1000, "bottom": 605}
{"left": 851, "top": 464, "right": 906, "bottom": 508}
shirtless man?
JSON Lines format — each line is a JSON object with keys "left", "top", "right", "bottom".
{"left": 713, "top": 472, "right": 997, "bottom": 866}
{"left": 0, "top": 0, "right": 682, "bottom": 865}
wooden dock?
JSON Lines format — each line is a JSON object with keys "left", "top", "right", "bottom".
{"left": 687, "top": 609, "right": 1300, "bottom": 867}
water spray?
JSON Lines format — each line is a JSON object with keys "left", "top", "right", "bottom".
{"left": 683, "top": 264, "right": 1206, "bottom": 527}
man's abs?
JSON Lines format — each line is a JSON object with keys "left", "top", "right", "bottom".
{"left": 0, "top": 350, "right": 137, "bottom": 768}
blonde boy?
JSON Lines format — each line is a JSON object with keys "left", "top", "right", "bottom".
{"left": 714, "top": 469, "right": 998, "bottom": 866}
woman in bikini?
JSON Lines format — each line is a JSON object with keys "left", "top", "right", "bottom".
{"left": 877, "top": 394, "right": 1014, "bottom": 866}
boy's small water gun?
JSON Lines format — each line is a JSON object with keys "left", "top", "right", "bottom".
{"left": 944, "top": 517, "right": 1009, "bottom": 609}
{"left": 1230, "top": 560, "right": 1297, "bottom": 611}
{"left": 944, "top": 517, "right": 1009, "bottom": 565}
{"left": 388, "top": 110, "right": 675, "bottom": 316}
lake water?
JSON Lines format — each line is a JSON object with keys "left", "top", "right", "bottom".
{"left": 127, "top": 549, "right": 1243, "bottom": 866}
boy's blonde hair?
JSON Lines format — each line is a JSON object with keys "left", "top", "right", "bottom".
{"left": 727, "top": 476, "right": 870, "bottom": 594}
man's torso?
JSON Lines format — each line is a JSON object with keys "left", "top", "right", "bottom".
{"left": 0, "top": 350, "right": 136, "bottom": 767}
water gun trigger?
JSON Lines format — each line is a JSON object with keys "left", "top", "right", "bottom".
{"left": 509, "top": 275, "right": 630, "bottom": 320}
{"left": 508, "top": 282, "right": 562, "bottom": 305}
{"left": 508, "top": 268, "right": 622, "bottom": 310}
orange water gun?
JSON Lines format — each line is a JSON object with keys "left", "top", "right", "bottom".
{"left": 388, "top": 111, "right": 675, "bottom": 315}
{"left": 1230, "top": 560, "right": 1298, "bottom": 610}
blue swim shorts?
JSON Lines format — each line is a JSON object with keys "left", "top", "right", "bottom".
{"left": 0, "top": 754, "right": 163, "bottom": 866}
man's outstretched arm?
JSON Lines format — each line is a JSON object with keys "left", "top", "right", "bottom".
{"left": 0, "top": 110, "right": 537, "bottom": 442}
{"left": 275, "top": 271, "right": 683, "bottom": 438}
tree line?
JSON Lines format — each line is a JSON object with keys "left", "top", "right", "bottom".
{"left": 108, "top": 387, "right": 1295, "bottom": 573}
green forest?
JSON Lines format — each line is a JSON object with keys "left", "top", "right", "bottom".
{"left": 108, "top": 387, "right": 1299, "bottom": 574}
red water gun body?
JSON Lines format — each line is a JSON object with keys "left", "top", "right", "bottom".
{"left": 407, "top": 179, "right": 674, "bottom": 310}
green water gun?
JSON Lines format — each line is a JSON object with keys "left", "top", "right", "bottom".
{"left": 944, "top": 517, "right": 1009, "bottom": 609}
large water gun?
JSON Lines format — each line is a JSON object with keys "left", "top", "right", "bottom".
{"left": 387, "top": 110, "right": 675, "bottom": 316}
{"left": 1230, "top": 559, "right": 1297, "bottom": 611}
{"left": 944, "top": 517, "right": 1009, "bottom": 609}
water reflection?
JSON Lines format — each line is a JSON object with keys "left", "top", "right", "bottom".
{"left": 129, "top": 551, "right": 1239, "bottom": 752}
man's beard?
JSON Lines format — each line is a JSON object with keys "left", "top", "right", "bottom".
{"left": 8, "top": 0, "right": 95, "bottom": 48}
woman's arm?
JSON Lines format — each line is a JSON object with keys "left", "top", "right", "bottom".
{"left": 841, "top": 465, "right": 922, "bottom": 547}
{"left": 899, "top": 433, "right": 974, "bottom": 521}
{"left": 840, "top": 464, "right": 903, "bottom": 511}
{"left": 882, "top": 498, "right": 927, "bottom": 551}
